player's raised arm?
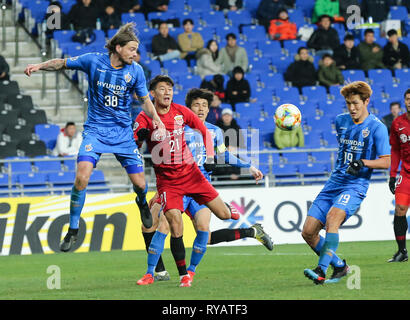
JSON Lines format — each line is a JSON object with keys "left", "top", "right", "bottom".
{"left": 24, "top": 58, "right": 66, "bottom": 76}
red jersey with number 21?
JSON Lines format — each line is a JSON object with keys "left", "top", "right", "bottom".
{"left": 134, "top": 103, "right": 214, "bottom": 180}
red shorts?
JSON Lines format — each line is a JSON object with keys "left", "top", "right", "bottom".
{"left": 156, "top": 165, "right": 219, "bottom": 213}
{"left": 396, "top": 171, "right": 410, "bottom": 206}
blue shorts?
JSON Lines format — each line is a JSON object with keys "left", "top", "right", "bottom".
{"left": 77, "top": 126, "right": 143, "bottom": 173}
{"left": 183, "top": 195, "right": 207, "bottom": 219}
{"left": 307, "top": 180, "right": 367, "bottom": 225}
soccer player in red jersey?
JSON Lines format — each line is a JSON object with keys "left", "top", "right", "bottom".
{"left": 134, "top": 75, "right": 238, "bottom": 286}
{"left": 388, "top": 88, "right": 410, "bottom": 262}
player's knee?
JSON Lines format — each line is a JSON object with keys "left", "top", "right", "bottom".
{"left": 396, "top": 205, "right": 408, "bottom": 216}
{"left": 301, "top": 229, "right": 314, "bottom": 244}
{"left": 74, "top": 173, "right": 90, "bottom": 189}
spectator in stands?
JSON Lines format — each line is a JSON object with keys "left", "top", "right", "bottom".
{"left": 225, "top": 66, "right": 251, "bottom": 108}
{"left": 68, "top": 0, "right": 100, "bottom": 30}
{"left": 142, "top": 0, "right": 169, "bottom": 14}
{"left": 0, "top": 55, "right": 10, "bottom": 81}
{"left": 177, "top": 19, "right": 204, "bottom": 67}
{"left": 196, "top": 40, "right": 223, "bottom": 79}
{"left": 339, "top": 0, "right": 359, "bottom": 22}
{"left": 200, "top": 74, "right": 226, "bottom": 101}
{"left": 45, "top": 1, "right": 70, "bottom": 34}
{"left": 360, "top": 0, "right": 390, "bottom": 22}
{"left": 383, "top": 29, "right": 410, "bottom": 70}
{"left": 333, "top": 33, "right": 361, "bottom": 70}
{"left": 218, "top": 33, "right": 249, "bottom": 75}
{"left": 151, "top": 21, "right": 181, "bottom": 62}
{"left": 312, "top": 0, "right": 342, "bottom": 24}
{"left": 216, "top": 108, "right": 243, "bottom": 150}
{"left": 381, "top": 101, "right": 402, "bottom": 134}
{"left": 357, "top": 28, "right": 385, "bottom": 71}
{"left": 52, "top": 122, "right": 83, "bottom": 157}
{"left": 206, "top": 94, "right": 223, "bottom": 125}
{"left": 284, "top": 47, "right": 317, "bottom": 89}
{"left": 274, "top": 125, "right": 304, "bottom": 149}
{"left": 318, "top": 54, "right": 344, "bottom": 88}
{"left": 307, "top": 14, "right": 340, "bottom": 57}
{"left": 256, "top": 0, "right": 285, "bottom": 31}
{"left": 102, "top": 0, "right": 141, "bottom": 14}
{"left": 101, "top": 5, "right": 122, "bottom": 32}
{"left": 215, "top": 0, "right": 243, "bottom": 11}
{"left": 268, "top": 8, "right": 297, "bottom": 41}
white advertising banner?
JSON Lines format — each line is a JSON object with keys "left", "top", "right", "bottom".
{"left": 211, "top": 183, "right": 398, "bottom": 246}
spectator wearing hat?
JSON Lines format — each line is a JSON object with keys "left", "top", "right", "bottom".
{"left": 218, "top": 33, "right": 249, "bottom": 75}
{"left": 268, "top": 8, "right": 297, "bottom": 41}
{"left": 225, "top": 66, "right": 251, "bottom": 108}
{"left": 307, "top": 14, "right": 340, "bottom": 57}
{"left": 177, "top": 18, "right": 204, "bottom": 66}
{"left": 318, "top": 54, "right": 344, "bottom": 88}
{"left": 284, "top": 47, "right": 317, "bottom": 90}
{"left": 333, "top": 33, "right": 361, "bottom": 70}
{"left": 357, "top": 28, "right": 385, "bottom": 71}
{"left": 383, "top": 29, "right": 410, "bottom": 70}
{"left": 256, "top": 0, "right": 285, "bottom": 31}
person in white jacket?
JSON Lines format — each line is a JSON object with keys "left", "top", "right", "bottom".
{"left": 195, "top": 40, "right": 223, "bottom": 79}
{"left": 52, "top": 122, "right": 83, "bottom": 156}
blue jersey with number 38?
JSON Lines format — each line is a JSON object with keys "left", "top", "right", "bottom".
{"left": 65, "top": 53, "right": 149, "bottom": 129}
{"left": 329, "top": 113, "right": 390, "bottom": 189}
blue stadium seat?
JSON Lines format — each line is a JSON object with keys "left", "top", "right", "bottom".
{"left": 317, "top": 100, "right": 343, "bottom": 118}
{"left": 253, "top": 88, "right": 274, "bottom": 105}
{"left": 389, "top": 6, "right": 409, "bottom": 20}
{"left": 394, "top": 68, "right": 410, "bottom": 84}
{"left": 196, "top": 26, "right": 216, "bottom": 42}
{"left": 383, "top": 83, "right": 407, "bottom": 100}
{"left": 303, "top": 130, "right": 322, "bottom": 148}
{"left": 372, "top": 98, "right": 394, "bottom": 116}
{"left": 368, "top": 69, "right": 393, "bottom": 85}
{"left": 214, "top": 25, "right": 237, "bottom": 42}
{"left": 287, "top": 8, "right": 305, "bottom": 26}
{"left": 177, "top": 74, "right": 202, "bottom": 90}
{"left": 272, "top": 163, "right": 299, "bottom": 177}
{"left": 47, "top": 171, "right": 75, "bottom": 186}
{"left": 259, "top": 72, "right": 285, "bottom": 90}
{"left": 242, "top": 25, "right": 267, "bottom": 42}
{"left": 227, "top": 10, "right": 253, "bottom": 27}
{"left": 59, "top": 0, "right": 76, "bottom": 14}
{"left": 63, "top": 158, "right": 76, "bottom": 171}
{"left": 3, "top": 157, "right": 32, "bottom": 173}
{"left": 163, "top": 59, "right": 189, "bottom": 76}
{"left": 200, "top": 11, "right": 226, "bottom": 28}
{"left": 17, "top": 172, "right": 47, "bottom": 186}
{"left": 235, "top": 102, "right": 254, "bottom": 118}
{"left": 274, "top": 86, "right": 301, "bottom": 103}
{"left": 121, "top": 12, "right": 146, "bottom": 28}
{"left": 137, "top": 28, "right": 158, "bottom": 46}
{"left": 302, "top": 85, "right": 328, "bottom": 102}
{"left": 187, "top": 0, "right": 212, "bottom": 12}
{"left": 328, "top": 85, "right": 343, "bottom": 99}
{"left": 24, "top": 0, "right": 49, "bottom": 23}
{"left": 147, "top": 11, "right": 177, "bottom": 23}
{"left": 282, "top": 39, "right": 307, "bottom": 55}
{"left": 89, "top": 170, "right": 106, "bottom": 184}
{"left": 310, "top": 151, "right": 333, "bottom": 163}
{"left": 34, "top": 124, "right": 60, "bottom": 150}
{"left": 375, "top": 37, "right": 387, "bottom": 48}
{"left": 257, "top": 40, "right": 282, "bottom": 58}
{"left": 53, "top": 30, "right": 76, "bottom": 45}
{"left": 33, "top": 156, "right": 62, "bottom": 172}
{"left": 249, "top": 57, "right": 270, "bottom": 74}
{"left": 244, "top": 0, "right": 262, "bottom": 17}
{"left": 341, "top": 69, "right": 366, "bottom": 82}
{"left": 168, "top": 0, "right": 186, "bottom": 13}
{"left": 240, "top": 40, "right": 258, "bottom": 58}
{"left": 281, "top": 152, "right": 309, "bottom": 164}
{"left": 299, "top": 162, "right": 329, "bottom": 178}
{"left": 143, "top": 60, "right": 161, "bottom": 77}
{"left": 322, "top": 131, "right": 338, "bottom": 147}
{"left": 272, "top": 55, "right": 293, "bottom": 74}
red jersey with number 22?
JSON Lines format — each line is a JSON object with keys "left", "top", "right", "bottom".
{"left": 134, "top": 103, "right": 214, "bottom": 180}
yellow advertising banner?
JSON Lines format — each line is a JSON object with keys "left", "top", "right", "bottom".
{"left": 0, "top": 192, "right": 197, "bottom": 255}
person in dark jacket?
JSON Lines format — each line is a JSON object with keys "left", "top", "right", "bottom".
{"left": 284, "top": 47, "right": 317, "bottom": 89}
{"left": 357, "top": 28, "right": 384, "bottom": 70}
{"left": 383, "top": 29, "right": 410, "bottom": 70}
{"left": 142, "top": 0, "right": 169, "bottom": 14}
{"left": 215, "top": 0, "right": 243, "bottom": 11}
{"left": 307, "top": 14, "right": 340, "bottom": 57}
{"left": 225, "top": 66, "right": 251, "bottom": 107}
{"left": 101, "top": 5, "right": 121, "bottom": 31}
{"left": 151, "top": 21, "right": 181, "bottom": 62}
{"left": 360, "top": 0, "right": 392, "bottom": 22}
{"left": 0, "top": 55, "right": 10, "bottom": 81}
{"left": 44, "top": 1, "right": 71, "bottom": 37}
{"left": 381, "top": 101, "right": 402, "bottom": 134}
{"left": 101, "top": 0, "right": 141, "bottom": 14}
{"left": 67, "top": 0, "right": 100, "bottom": 30}
{"left": 256, "top": 0, "right": 285, "bottom": 31}
{"left": 333, "top": 33, "right": 361, "bottom": 69}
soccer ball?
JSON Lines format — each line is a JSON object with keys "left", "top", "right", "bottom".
{"left": 274, "top": 104, "right": 302, "bottom": 131}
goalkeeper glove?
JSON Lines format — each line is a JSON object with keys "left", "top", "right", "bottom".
{"left": 346, "top": 159, "right": 364, "bottom": 176}
{"left": 136, "top": 128, "right": 150, "bottom": 143}
{"left": 389, "top": 177, "right": 396, "bottom": 195}
{"left": 203, "top": 157, "right": 216, "bottom": 172}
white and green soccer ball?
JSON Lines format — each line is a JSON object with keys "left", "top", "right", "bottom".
{"left": 274, "top": 103, "right": 302, "bottom": 131}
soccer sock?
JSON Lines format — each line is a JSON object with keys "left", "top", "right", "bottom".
{"left": 146, "top": 231, "right": 167, "bottom": 276}
{"left": 313, "top": 235, "right": 345, "bottom": 268}
{"left": 170, "top": 236, "right": 187, "bottom": 276}
{"left": 188, "top": 230, "right": 209, "bottom": 273}
{"left": 69, "top": 186, "right": 86, "bottom": 229}
{"left": 394, "top": 215, "right": 408, "bottom": 252}
{"left": 142, "top": 231, "right": 165, "bottom": 273}
{"left": 209, "top": 228, "right": 254, "bottom": 244}
{"left": 318, "top": 233, "right": 340, "bottom": 274}
{"left": 134, "top": 183, "right": 148, "bottom": 206}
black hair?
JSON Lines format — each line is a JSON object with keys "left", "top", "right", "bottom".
{"left": 225, "top": 33, "right": 237, "bottom": 41}
{"left": 65, "top": 122, "right": 75, "bottom": 127}
{"left": 149, "top": 75, "right": 174, "bottom": 91}
{"left": 405, "top": 88, "right": 410, "bottom": 98}
{"left": 387, "top": 29, "right": 398, "bottom": 37}
{"left": 322, "top": 53, "right": 333, "bottom": 60}
{"left": 297, "top": 46, "right": 308, "bottom": 54}
{"left": 364, "top": 28, "right": 374, "bottom": 35}
{"left": 185, "top": 88, "right": 214, "bottom": 109}
{"left": 390, "top": 101, "right": 401, "bottom": 109}
{"left": 344, "top": 33, "right": 355, "bottom": 41}
{"left": 183, "top": 18, "right": 194, "bottom": 26}
{"left": 158, "top": 20, "right": 168, "bottom": 29}
{"left": 206, "top": 39, "right": 219, "bottom": 60}
{"left": 232, "top": 66, "right": 244, "bottom": 75}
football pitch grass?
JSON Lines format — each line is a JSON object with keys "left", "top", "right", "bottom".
{"left": 0, "top": 240, "right": 409, "bottom": 300}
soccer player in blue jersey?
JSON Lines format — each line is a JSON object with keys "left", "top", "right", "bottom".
{"left": 302, "top": 81, "right": 391, "bottom": 284}
{"left": 139, "top": 88, "right": 272, "bottom": 285}
{"left": 24, "top": 23, "right": 165, "bottom": 251}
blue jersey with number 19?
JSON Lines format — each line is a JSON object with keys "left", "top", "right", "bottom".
{"left": 329, "top": 113, "right": 390, "bottom": 189}
{"left": 65, "top": 52, "right": 149, "bottom": 129}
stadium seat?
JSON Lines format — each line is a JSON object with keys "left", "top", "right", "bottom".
{"left": 372, "top": 98, "right": 394, "bottom": 116}
{"left": 196, "top": 26, "right": 216, "bottom": 43}
{"left": 59, "top": 0, "right": 76, "bottom": 14}
{"left": 3, "top": 124, "right": 34, "bottom": 144}
{"left": 63, "top": 158, "right": 76, "bottom": 171}
{"left": 200, "top": 11, "right": 226, "bottom": 28}
{"left": 187, "top": 0, "right": 212, "bottom": 12}
{"left": 142, "top": 60, "right": 161, "bottom": 79}
{"left": 0, "top": 80, "right": 19, "bottom": 96}
{"left": 253, "top": 88, "right": 274, "bottom": 105}
{"left": 17, "top": 172, "right": 47, "bottom": 186}
{"left": 177, "top": 74, "right": 202, "bottom": 91}
{"left": 3, "top": 156, "right": 32, "bottom": 173}
{"left": 121, "top": 12, "right": 146, "bottom": 28}
{"left": 53, "top": 30, "right": 76, "bottom": 46}
{"left": 272, "top": 163, "right": 299, "bottom": 177}
{"left": 249, "top": 57, "right": 271, "bottom": 74}
{"left": 299, "top": 162, "right": 329, "bottom": 178}
{"left": 287, "top": 8, "right": 306, "bottom": 26}
{"left": 20, "top": 109, "right": 47, "bottom": 126}
{"left": 341, "top": 69, "right": 366, "bottom": 82}
{"left": 271, "top": 55, "right": 293, "bottom": 74}
{"left": 256, "top": 40, "right": 282, "bottom": 58}
{"left": 17, "top": 139, "right": 47, "bottom": 158}
{"left": 0, "top": 141, "right": 18, "bottom": 158}
{"left": 6, "top": 94, "right": 33, "bottom": 111}
{"left": 368, "top": 69, "right": 393, "bottom": 85}
{"left": 163, "top": 59, "right": 189, "bottom": 76}
{"left": 227, "top": 10, "right": 253, "bottom": 27}
{"left": 282, "top": 39, "right": 307, "bottom": 56}
{"left": 389, "top": 6, "right": 409, "bottom": 20}
{"left": 34, "top": 124, "right": 61, "bottom": 150}
{"left": 89, "top": 170, "right": 106, "bottom": 184}
{"left": 168, "top": 0, "right": 186, "bottom": 13}
{"left": 0, "top": 109, "right": 19, "bottom": 126}
{"left": 47, "top": 171, "right": 75, "bottom": 186}
{"left": 259, "top": 73, "right": 285, "bottom": 90}
{"left": 244, "top": 0, "right": 261, "bottom": 17}
{"left": 242, "top": 25, "right": 267, "bottom": 42}
{"left": 394, "top": 68, "right": 410, "bottom": 84}
{"left": 33, "top": 156, "right": 62, "bottom": 172}
{"left": 317, "top": 100, "right": 343, "bottom": 118}
{"left": 147, "top": 11, "right": 178, "bottom": 26}
{"left": 310, "top": 151, "right": 333, "bottom": 163}
{"left": 274, "top": 86, "right": 301, "bottom": 104}
{"left": 281, "top": 152, "right": 309, "bottom": 164}
{"left": 303, "top": 130, "right": 322, "bottom": 148}
{"left": 322, "top": 131, "right": 338, "bottom": 147}
{"left": 301, "top": 86, "right": 328, "bottom": 102}
{"left": 214, "top": 25, "right": 236, "bottom": 42}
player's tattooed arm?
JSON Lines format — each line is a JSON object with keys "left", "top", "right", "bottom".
{"left": 24, "top": 59, "right": 66, "bottom": 76}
